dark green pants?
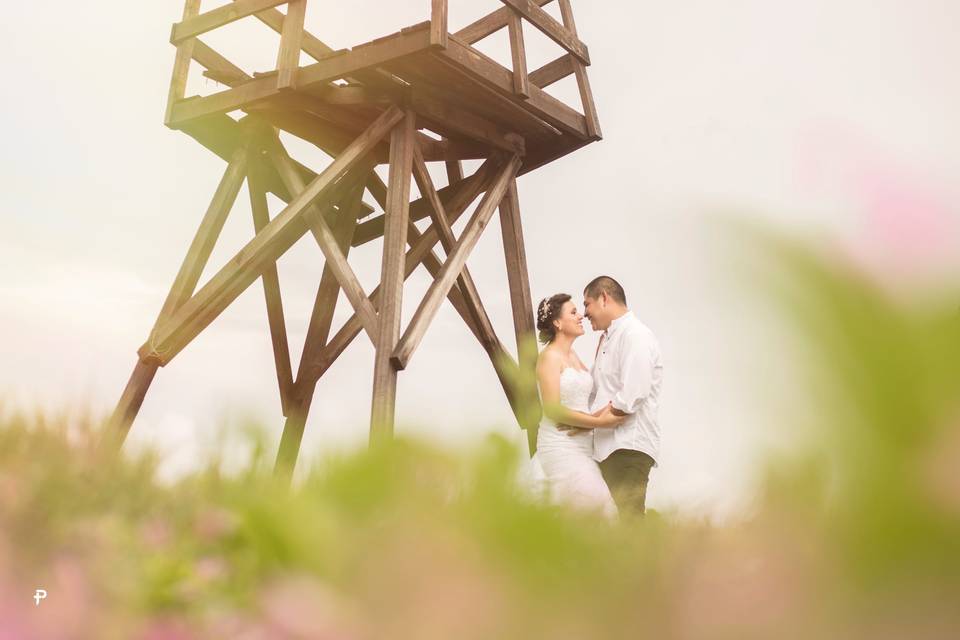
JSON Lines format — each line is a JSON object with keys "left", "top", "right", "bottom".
{"left": 599, "top": 449, "right": 655, "bottom": 516}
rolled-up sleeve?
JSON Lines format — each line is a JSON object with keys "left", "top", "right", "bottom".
{"left": 611, "top": 332, "right": 652, "bottom": 415}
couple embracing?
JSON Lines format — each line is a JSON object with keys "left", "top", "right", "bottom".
{"left": 535, "top": 276, "right": 663, "bottom": 519}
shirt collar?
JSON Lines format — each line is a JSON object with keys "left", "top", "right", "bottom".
{"left": 604, "top": 310, "right": 633, "bottom": 338}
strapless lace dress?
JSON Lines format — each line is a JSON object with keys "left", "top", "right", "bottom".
{"left": 536, "top": 368, "right": 617, "bottom": 518}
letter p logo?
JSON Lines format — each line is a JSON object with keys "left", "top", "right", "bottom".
{"left": 34, "top": 589, "right": 47, "bottom": 606}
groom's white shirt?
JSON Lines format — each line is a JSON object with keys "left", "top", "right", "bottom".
{"left": 590, "top": 311, "right": 663, "bottom": 464}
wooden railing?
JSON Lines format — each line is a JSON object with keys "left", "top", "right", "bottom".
{"left": 442, "top": 0, "right": 599, "bottom": 137}
{"left": 166, "top": 0, "right": 599, "bottom": 139}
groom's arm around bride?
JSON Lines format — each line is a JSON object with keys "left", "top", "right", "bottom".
{"left": 582, "top": 276, "right": 664, "bottom": 517}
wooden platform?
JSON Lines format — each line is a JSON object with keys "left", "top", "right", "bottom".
{"left": 169, "top": 4, "right": 601, "bottom": 177}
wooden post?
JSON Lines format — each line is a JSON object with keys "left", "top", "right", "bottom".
{"left": 165, "top": 0, "right": 202, "bottom": 127}
{"left": 391, "top": 155, "right": 522, "bottom": 371}
{"left": 141, "top": 107, "right": 403, "bottom": 364}
{"left": 507, "top": 11, "right": 530, "bottom": 98}
{"left": 308, "top": 160, "right": 499, "bottom": 382}
{"left": 557, "top": 0, "right": 601, "bottom": 139}
{"left": 370, "top": 110, "right": 416, "bottom": 442}
{"left": 276, "top": 0, "right": 307, "bottom": 90}
{"left": 105, "top": 141, "right": 248, "bottom": 450}
{"left": 499, "top": 178, "right": 541, "bottom": 455}
{"left": 248, "top": 159, "right": 295, "bottom": 416}
{"left": 430, "top": 0, "right": 448, "bottom": 48}
{"left": 102, "top": 359, "right": 159, "bottom": 451}
{"left": 274, "top": 181, "right": 365, "bottom": 478}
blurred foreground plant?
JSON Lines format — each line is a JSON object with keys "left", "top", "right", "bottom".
{"left": 2, "top": 230, "right": 959, "bottom": 639}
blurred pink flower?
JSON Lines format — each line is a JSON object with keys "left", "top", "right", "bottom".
{"left": 140, "top": 517, "right": 173, "bottom": 550}
{"left": 140, "top": 617, "right": 198, "bottom": 640}
{"left": 259, "top": 574, "right": 368, "bottom": 640}
{"left": 193, "top": 507, "right": 238, "bottom": 543}
{"left": 798, "top": 124, "right": 960, "bottom": 289}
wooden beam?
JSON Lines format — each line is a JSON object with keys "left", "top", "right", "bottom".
{"left": 438, "top": 37, "right": 589, "bottom": 139}
{"left": 293, "top": 180, "right": 365, "bottom": 395}
{"left": 498, "top": 0, "right": 590, "bottom": 65}
{"left": 444, "top": 152, "right": 464, "bottom": 184}
{"left": 153, "top": 144, "right": 248, "bottom": 328}
{"left": 268, "top": 144, "right": 381, "bottom": 344}
{"left": 557, "top": 0, "right": 601, "bottom": 139}
{"left": 171, "top": 0, "right": 288, "bottom": 44}
{"left": 499, "top": 177, "right": 542, "bottom": 444}
{"left": 168, "top": 25, "right": 432, "bottom": 126}
{"left": 309, "top": 159, "right": 498, "bottom": 380}
{"left": 276, "top": 0, "right": 307, "bottom": 90}
{"left": 165, "top": 0, "right": 202, "bottom": 127}
{"left": 391, "top": 155, "right": 522, "bottom": 371}
{"left": 103, "top": 359, "right": 159, "bottom": 451}
{"left": 507, "top": 11, "right": 530, "bottom": 98}
{"left": 141, "top": 107, "right": 404, "bottom": 364}
{"left": 274, "top": 181, "right": 364, "bottom": 476}
{"left": 386, "top": 55, "right": 561, "bottom": 144}
{"left": 193, "top": 40, "right": 251, "bottom": 86}
{"left": 244, "top": 0, "right": 336, "bottom": 61}
{"left": 529, "top": 54, "right": 575, "bottom": 89}
{"left": 370, "top": 111, "right": 416, "bottom": 441}
{"left": 454, "top": 0, "right": 553, "bottom": 45}
{"left": 431, "top": 0, "right": 449, "bottom": 48}
{"left": 412, "top": 142, "right": 497, "bottom": 349}
{"left": 352, "top": 167, "right": 486, "bottom": 246}
{"left": 248, "top": 160, "right": 295, "bottom": 416}
{"left": 411, "top": 92, "right": 526, "bottom": 155}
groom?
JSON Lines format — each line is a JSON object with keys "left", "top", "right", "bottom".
{"left": 579, "top": 276, "right": 663, "bottom": 516}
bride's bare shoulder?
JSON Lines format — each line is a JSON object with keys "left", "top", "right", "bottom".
{"left": 537, "top": 346, "right": 563, "bottom": 368}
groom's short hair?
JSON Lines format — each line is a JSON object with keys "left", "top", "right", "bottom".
{"left": 584, "top": 276, "right": 627, "bottom": 305}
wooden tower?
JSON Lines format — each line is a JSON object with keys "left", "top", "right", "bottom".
{"left": 106, "top": 0, "right": 601, "bottom": 476}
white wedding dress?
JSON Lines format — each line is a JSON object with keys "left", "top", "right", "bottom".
{"left": 536, "top": 368, "right": 618, "bottom": 519}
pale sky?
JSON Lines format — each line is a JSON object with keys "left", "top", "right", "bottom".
{"left": 2, "top": 1, "right": 959, "bottom": 519}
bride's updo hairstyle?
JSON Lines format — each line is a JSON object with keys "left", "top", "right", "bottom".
{"left": 536, "top": 293, "right": 572, "bottom": 344}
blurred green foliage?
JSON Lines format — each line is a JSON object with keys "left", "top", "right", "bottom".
{"left": 1, "top": 235, "right": 959, "bottom": 639}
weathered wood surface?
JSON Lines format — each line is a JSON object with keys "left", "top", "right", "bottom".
{"left": 430, "top": 0, "right": 448, "bottom": 48}
{"left": 391, "top": 154, "right": 522, "bottom": 371}
{"left": 557, "top": 0, "right": 601, "bottom": 139}
{"left": 276, "top": 0, "right": 307, "bottom": 90}
{"left": 248, "top": 160, "right": 295, "bottom": 417}
{"left": 529, "top": 54, "right": 575, "bottom": 89}
{"left": 172, "top": 0, "right": 287, "bottom": 44}
{"left": 268, "top": 144, "right": 381, "bottom": 344}
{"left": 165, "top": 0, "right": 202, "bottom": 126}
{"left": 273, "top": 181, "right": 363, "bottom": 475}
{"left": 454, "top": 0, "right": 554, "bottom": 45}
{"left": 507, "top": 10, "right": 530, "bottom": 98}
{"left": 153, "top": 144, "right": 248, "bottom": 329}
{"left": 498, "top": 0, "right": 590, "bottom": 65}
{"left": 308, "top": 159, "right": 498, "bottom": 380}
{"left": 141, "top": 107, "right": 403, "bottom": 364}
{"left": 370, "top": 111, "right": 416, "bottom": 441}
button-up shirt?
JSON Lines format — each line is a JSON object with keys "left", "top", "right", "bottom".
{"left": 590, "top": 311, "right": 663, "bottom": 463}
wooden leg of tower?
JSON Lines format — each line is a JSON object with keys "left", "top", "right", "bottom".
{"left": 274, "top": 181, "right": 365, "bottom": 479}
{"left": 370, "top": 110, "right": 415, "bottom": 443}
{"left": 499, "top": 178, "right": 541, "bottom": 456}
{"left": 102, "top": 359, "right": 159, "bottom": 451}
{"left": 103, "top": 143, "right": 250, "bottom": 451}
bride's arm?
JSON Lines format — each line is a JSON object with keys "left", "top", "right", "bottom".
{"left": 537, "top": 351, "right": 622, "bottom": 429}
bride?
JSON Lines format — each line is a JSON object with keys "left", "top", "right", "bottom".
{"left": 535, "top": 293, "right": 622, "bottom": 518}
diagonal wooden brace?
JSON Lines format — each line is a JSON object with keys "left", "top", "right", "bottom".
{"left": 266, "top": 139, "right": 381, "bottom": 344}
{"left": 306, "top": 158, "right": 499, "bottom": 381}
{"left": 391, "top": 154, "right": 523, "bottom": 371}
{"left": 140, "top": 106, "right": 403, "bottom": 364}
